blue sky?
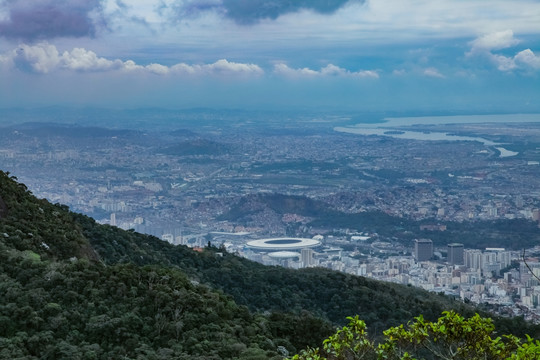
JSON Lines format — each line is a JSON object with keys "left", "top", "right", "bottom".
{"left": 1, "top": 0, "right": 539, "bottom": 112}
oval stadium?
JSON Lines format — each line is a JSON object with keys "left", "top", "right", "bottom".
{"left": 246, "top": 237, "right": 321, "bottom": 251}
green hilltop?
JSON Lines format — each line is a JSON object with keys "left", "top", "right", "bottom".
{"left": 0, "top": 170, "right": 538, "bottom": 359}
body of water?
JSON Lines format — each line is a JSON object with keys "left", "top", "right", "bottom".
{"left": 334, "top": 127, "right": 500, "bottom": 146}
{"left": 335, "top": 113, "right": 540, "bottom": 158}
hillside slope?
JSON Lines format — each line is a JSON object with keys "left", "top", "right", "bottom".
{"left": 1, "top": 170, "right": 538, "bottom": 359}
{"left": 75, "top": 209, "right": 539, "bottom": 338}
{"left": 0, "top": 171, "right": 314, "bottom": 359}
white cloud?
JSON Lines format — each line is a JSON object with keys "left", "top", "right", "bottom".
{"left": 2, "top": 43, "right": 264, "bottom": 77}
{"left": 13, "top": 43, "right": 61, "bottom": 73}
{"left": 61, "top": 48, "right": 125, "bottom": 72}
{"left": 515, "top": 49, "right": 540, "bottom": 70}
{"left": 468, "top": 30, "right": 520, "bottom": 54}
{"left": 273, "top": 63, "right": 378, "bottom": 78}
{"left": 203, "top": 59, "right": 264, "bottom": 75}
{"left": 122, "top": 60, "right": 143, "bottom": 71}
{"left": 423, "top": 67, "right": 445, "bottom": 78}
{"left": 490, "top": 54, "right": 517, "bottom": 72}
{"left": 145, "top": 63, "right": 170, "bottom": 75}
{"left": 170, "top": 63, "right": 199, "bottom": 75}
{"left": 9, "top": 43, "right": 124, "bottom": 73}
{"left": 170, "top": 59, "right": 264, "bottom": 76}
{"left": 466, "top": 31, "right": 540, "bottom": 73}
{"left": 489, "top": 49, "right": 540, "bottom": 72}
{"left": 362, "top": 1, "right": 540, "bottom": 39}
{"left": 273, "top": 63, "right": 318, "bottom": 77}
{"left": 319, "top": 64, "right": 347, "bottom": 76}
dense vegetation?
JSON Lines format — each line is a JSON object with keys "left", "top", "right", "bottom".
{"left": 290, "top": 311, "right": 540, "bottom": 359}
{"left": 77, "top": 210, "right": 475, "bottom": 330}
{"left": 78, "top": 212, "right": 539, "bottom": 339}
{"left": 1, "top": 171, "right": 539, "bottom": 359}
{"left": 0, "top": 171, "right": 301, "bottom": 358}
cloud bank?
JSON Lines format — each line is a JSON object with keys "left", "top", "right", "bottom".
{"left": 0, "top": 0, "right": 106, "bottom": 41}
{"left": 1, "top": 43, "right": 382, "bottom": 80}
{"left": 1, "top": 43, "right": 265, "bottom": 76}
{"left": 9, "top": 43, "right": 125, "bottom": 73}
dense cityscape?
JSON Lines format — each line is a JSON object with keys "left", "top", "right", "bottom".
{"left": 2, "top": 110, "right": 540, "bottom": 323}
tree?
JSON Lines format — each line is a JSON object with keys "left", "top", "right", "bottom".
{"left": 289, "top": 311, "right": 540, "bottom": 360}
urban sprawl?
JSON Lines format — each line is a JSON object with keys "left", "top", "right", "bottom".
{"left": 2, "top": 111, "right": 540, "bottom": 323}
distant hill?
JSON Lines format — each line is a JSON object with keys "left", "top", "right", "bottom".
{"left": 219, "top": 193, "right": 540, "bottom": 250}
{"left": 0, "top": 171, "right": 538, "bottom": 359}
{"left": 159, "top": 138, "right": 231, "bottom": 156}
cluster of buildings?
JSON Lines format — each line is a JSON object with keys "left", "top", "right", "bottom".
{"left": 192, "top": 233, "right": 540, "bottom": 323}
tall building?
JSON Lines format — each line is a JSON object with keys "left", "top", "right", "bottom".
{"left": 414, "top": 239, "right": 433, "bottom": 262}
{"left": 465, "top": 249, "right": 483, "bottom": 271}
{"left": 447, "top": 243, "right": 464, "bottom": 265}
{"left": 465, "top": 248, "right": 513, "bottom": 276}
{"left": 301, "top": 248, "right": 314, "bottom": 268}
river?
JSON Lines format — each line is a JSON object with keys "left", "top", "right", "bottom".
{"left": 335, "top": 113, "right": 540, "bottom": 158}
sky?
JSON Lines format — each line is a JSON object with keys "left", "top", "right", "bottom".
{"left": 0, "top": 0, "right": 539, "bottom": 113}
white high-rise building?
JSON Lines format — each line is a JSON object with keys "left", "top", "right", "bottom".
{"left": 465, "top": 248, "right": 513, "bottom": 276}
{"left": 301, "top": 248, "right": 314, "bottom": 268}
{"left": 465, "top": 249, "right": 483, "bottom": 271}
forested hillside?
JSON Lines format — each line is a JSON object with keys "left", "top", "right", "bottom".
{"left": 76, "top": 211, "right": 539, "bottom": 339}
{"left": 0, "top": 171, "right": 302, "bottom": 359}
{"left": 1, "top": 170, "right": 539, "bottom": 359}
